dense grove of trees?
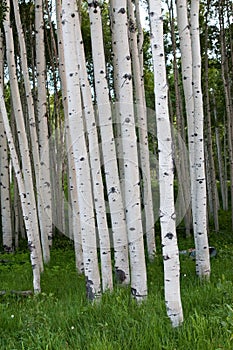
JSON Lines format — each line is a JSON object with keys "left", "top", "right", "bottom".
{"left": 0, "top": 0, "right": 232, "bottom": 327}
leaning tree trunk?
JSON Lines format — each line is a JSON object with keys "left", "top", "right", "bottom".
{"left": 0, "top": 28, "right": 13, "bottom": 252}
{"left": 0, "top": 86, "right": 41, "bottom": 293}
{"left": 3, "top": 0, "right": 43, "bottom": 273}
{"left": 149, "top": 0, "right": 183, "bottom": 327}
{"left": 61, "top": 0, "right": 101, "bottom": 300}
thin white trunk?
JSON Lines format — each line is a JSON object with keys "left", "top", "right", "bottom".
{"left": 0, "top": 86, "right": 41, "bottom": 293}
{"left": 110, "top": 0, "right": 147, "bottom": 301}
{"left": 67, "top": 136, "right": 83, "bottom": 274}
{"left": 61, "top": 0, "right": 101, "bottom": 300}
{"left": 213, "top": 93, "right": 227, "bottom": 210}
{"left": 127, "top": 0, "right": 156, "bottom": 260}
{"left": 0, "top": 28, "right": 12, "bottom": 251}
{"left": 190, "top": 0, "right": 210, "bottom": 278}
{"left": 87, "top": 0, "right": 130, "bottom": 286}
{"left": 35, "top": 0, "right": 52, "bottom": 261}
{"left": 75, "top": 11, "right": 113, "bottom": 291}
{"left": 3, "top": 0, "right": 43, "bottom": 272}
{"left": 56, "top": 0, "right": 83, "bottom": 273}
{"left": 149, "top": 0, "right": 183, "bottom": 327}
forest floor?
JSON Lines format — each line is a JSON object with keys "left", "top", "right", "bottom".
{"left": 0, "top": 218, "right": 232, "bottom": 349}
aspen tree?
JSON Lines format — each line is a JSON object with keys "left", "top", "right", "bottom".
{"left": 110, "top": 0, "right": 147, "bottom": 300}
{"left": 127, "top": 0, "right": 156, "bottom": 260}
{"left": 190, "top": 0, "right": 210, "bottom": 277}
{"left": 0, "top": 86, "right": 41, "bottom": 293}
{"left": 87, "top": 0, "right": 130, "bottom": 285}
{"left": 149, "top": 0, "right": 183, "bottom": 326}
{"left": 12, "top": 0, "right": 52, "bottom": 262}
{"left": 3, "top": 0, "right": 43, "bottom": 272}
{"left": 0, "top": 28, "right": 13, "bottom": 251}
{"left": 167, "top": 0, "right": 192, "bottom": 237}
{"left": 203, "top": 2, "right": 219, "bottom": 231}
{"left": 176, "top": 0, "right": 210, "bottom": 278}
{"left": 55, "top": 0, "right": 83, "bottom": 273}
{"left": 74, "top": 7, "right": 113, "bottom": 291}
{"left": 218, "top": 1, "right": 233, "bottom": 229}
{"left": 61, "top": 0, "right": 101, "bottom": 300}
{"left": 35, "top": 0, "right": 52, "bottom": 261}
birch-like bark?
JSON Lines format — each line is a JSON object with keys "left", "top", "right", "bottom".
{"left": 87, "top": 0, "right": 130, "bottom": 285}
{"left": 190, "top": 0, "right": 210, "bottom": 277}
{"left": 0, "top": 28, "right": 12, "bottom": 251}
{"left": 0, "top": 86, "right": 41, "bottom": 293}
{"left": 168, "top": 0, "right": 192, "bottom": 237}
{"left": 212, "top": 93, "right": 227, "bottom": 210}
{"left": 3, "top": 0, "right": 43, "bottom": 272}
{"left": 67, "top": 136, "right": 83, "bottom": 274}
{"left": 176, "top": 0, "right": 195, "bottom": 205}
{"left": 56, "top": 0, "right": 83, "bottom": 273}
{"left": 203, "top": 2, "right": 219, "bottom": 231}
{"left": 35, "top": 0, "right": 52, "bottom": 261}
{"left": 127, "top": 0, "right": 156, "bottom": 260}
{"left": 110, "top": 0, "right": 147, "bottom": 301}
{"left": 61, "top": 0, "right": 101, "bottom": 300}
{"left": 12, "top": 0, "right": 52, "bottom": 261}
{"left": 75, "top": 8, "right": 113, "bottom": 291}
{"left": 149, "top": 0, "right": 183, "bottom": 327}
{"left": 219, "top": 3, "right": 233, "bottom": 228}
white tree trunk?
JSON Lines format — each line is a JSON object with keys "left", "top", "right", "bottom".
{"left": 3, "top": 0, "right": 43, "bottom": 272}
{"left": 149, "top": 0, "right": 183, "bottom": 327}
{"left": 75, "top": 10, "right": 113, "bottom": 291}
{"left": 127, "top": 0, "right": 156, "bottom": 260}
{"left": 61, "top": 0, "right": 101, "bottom": 300}
{"left": 176, "top": 0, "right": 210, "bottom": 277}
{"left": 35, "top": 0, "right": 52, "bottom": 262}
{"left": 56, "top": 0, "right": 83, "bottom": 274}
{"left": 190, "top": 0, "right": 210, "bottom": 278}
{"left": 87, "top": 0, "right": 130, "bottom": 286}
{"left": 0, "top": 28, "right": 12, "bottom": 251}
{"left": 67, "top": 135, "right": 83, "bottom": 274}
{"left": 0, "top": 86, "right": 41, "bottom": 293}
{"left": 110, "top": 0, "right": 147, "bottom": 301}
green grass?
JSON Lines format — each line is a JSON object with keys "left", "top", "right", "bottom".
{"left": 0, "top": 231, "right": 232, "bottom": 350}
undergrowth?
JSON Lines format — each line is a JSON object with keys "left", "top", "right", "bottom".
{"left": 0, "top": 230, "right": 232, "bottom": 350}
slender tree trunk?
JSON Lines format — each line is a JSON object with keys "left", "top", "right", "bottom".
{"left": 127, "top": 0, "right": 156, "bottom": 260}
{"left": 149, "top": 0, "right": 183, "bottom": 327}
{"left": 0, "top": 28, "right": 13, "bottom": 251}
{"left": 190, "top": 0, "right": 210, "bottom": 277}
{"left": 110, "top": 0, "right": 148, "bottom": 301}
{"left": 75, "top": 6, "right": 113, "bottom": 291}
{"left": 61, "top": 0, "right": 101, "bottom": 300}
{"left": 219, "top": 1, "right": 233, "bottom": 228}
{"left": 0, "top": 86, "right": 41, "bottom": 293}
{"left": 88, "top": 0, "right": 130, "bottom": 285}
{"left": 3, "top": 0, "right": 43, "bottom": 272}
{"left": 35, "top": 0, "right": 52, "bottom": 261}
{"left": 167, "top": 0, "right": 192, "bottom": 237}
{"left": 212, "top": 93, "right": 227, "bottom": 210}
{"left": 203, "top": 1, "right": 219, "bottom": 231}
{"left": 55, "top": 0, "right": 83, "bottom": 273}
